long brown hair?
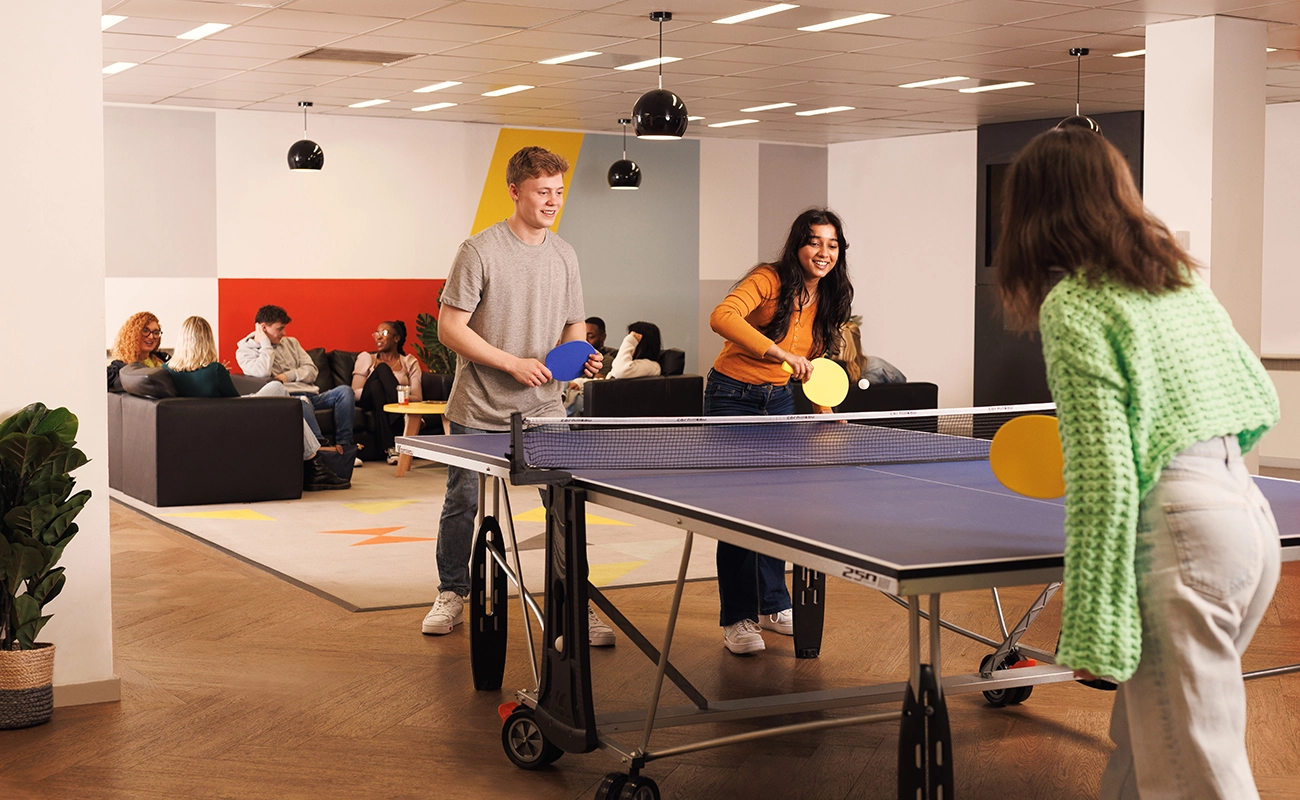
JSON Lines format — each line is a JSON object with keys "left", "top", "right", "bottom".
{"left": 994, "top": 127, "right": 1194, "bottom": 330}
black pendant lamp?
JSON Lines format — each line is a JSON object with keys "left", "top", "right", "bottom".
{"left": 633, "top": 11, "right": 689, "bottom": 140}
{"left": 608, "top": 118, "right": 642, "bottom": 190}
{"left": 1056, "top": 48, "right": 1102, "bottom": 134}
{"left": 287, "top": 101, "right": 324, "bottom": 171}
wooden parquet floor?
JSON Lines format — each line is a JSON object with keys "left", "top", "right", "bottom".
{"left": 1, "top": 501, "right": 1297, "bottom": 800}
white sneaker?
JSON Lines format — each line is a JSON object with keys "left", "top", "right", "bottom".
{"left": 421, "top": 591, "right": 465, "bottom": 635}
{"left": 386, "top": 447, "right": 399, "bottom": 465}
{"left": 722, "top": 619, "right": 765, "bottom": 654}
{"left": 588, "top": 607, "right": 615, "bottom": 647}
{"left": 354, "top": 457, "right": 364, "bottom": 468}
{"left": 759, "top": 609, "right": 794, "bottom": 636}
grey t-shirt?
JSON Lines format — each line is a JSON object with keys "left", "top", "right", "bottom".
{"left": 441, "top": 220, "right": 586, "bottom": 430}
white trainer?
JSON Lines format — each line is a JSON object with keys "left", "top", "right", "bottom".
{"left": 588, "top": 607, "right": 615, "bottom": 647}
{"left": 759, "top": 609, "right": 794, "bottom": 636}
{"left": 421, "top": 591, "right": 465, "bottom": 635}
{"left": 723, "top": 619, "right": 765, "bottom": 654}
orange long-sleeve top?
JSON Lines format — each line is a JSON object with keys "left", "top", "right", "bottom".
{"left": 710, "top": 266, "right": 819, "bottom": 386}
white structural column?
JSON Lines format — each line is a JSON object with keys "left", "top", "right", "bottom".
{"left": 1143, "top": 16, "right": 1268, "bottom": 352}
{"left": 0, "top": 2, "right": 119, "bottom": 703}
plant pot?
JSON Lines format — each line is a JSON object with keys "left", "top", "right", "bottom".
{"left": 0, "top": 643, "right": 55, "bottom": 729}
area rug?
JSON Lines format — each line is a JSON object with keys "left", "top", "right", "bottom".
{"left": 110, "top": 460, "right": 717, "bottom": 612}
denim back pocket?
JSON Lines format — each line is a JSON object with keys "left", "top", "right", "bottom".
{"left": 1162, "top": 500, "right": 1260, "bottom": 601}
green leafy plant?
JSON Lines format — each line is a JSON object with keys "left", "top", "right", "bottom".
{"left": 414, "top": 311, "right": 457, "bottom": 375}
{"left": 0, "top": 404, "right": 90, "bottom": 651}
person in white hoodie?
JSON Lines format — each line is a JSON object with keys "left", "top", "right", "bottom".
{"left": 563, "top": 321, "right": 662, "bottom": 415}
{"left": 235, "top": 304, "right": 356, "bottom": 453}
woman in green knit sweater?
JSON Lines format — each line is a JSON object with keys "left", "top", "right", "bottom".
{"left": 995, "top": 126, "right": 1280, "bottom": 799}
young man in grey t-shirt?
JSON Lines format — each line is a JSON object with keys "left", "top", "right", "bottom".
{"left": 421, "top": 146, "right": 614, "bottom": 647}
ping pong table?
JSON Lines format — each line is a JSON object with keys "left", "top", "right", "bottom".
{"left": 398, "top": 409, "right": 1300, "bottom": 800}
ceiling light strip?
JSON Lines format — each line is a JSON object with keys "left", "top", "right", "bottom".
{"left": 899, "top": 76, "right": 969, "bottom": 88}
{"left": 958, "top": 81, "right": 1033, "bottom": 94}
{"left": 413, "top": 102, "right": 457, "bottom": 112}
{"left": 795, "top": 106, "right": 853, "bottom": 116}
{"left": 415, "top": 81, "right": 461, "bottom": 93}
{"left": 348, "top": 99, "right": 390, "bottom": 108}
{"left": 798, "top": 13, "right": 889, "bottom": 33}
{"left": 713, "top": 3, "right": 800, "bottom": 25}
{"left": 101, "top": 15, "right": 127, "bottom": 31}
{"left": 708, "top": 119, "right": 760, "bottom": 128}
{"left": 102, "top": 62, "right": 137, "bottom": 75}
{"left": 740, "top": 102, "right": 795, "bottom": 112}
{"left": 539, "top": 51, "right": 601, "bottom": 65}
{"left": 482, "top": 85, "right": 534, "bottom": 97}
{"left": 616, "top": 56, "right": 681, "bottom": 71}
{"left": 177, "top": 22, "right": 231, "bottom": 40}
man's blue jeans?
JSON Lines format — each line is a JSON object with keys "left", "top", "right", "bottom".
{"left": 437, "top": 420, "right": 494, "bottom": 596}
{"left": 306, "top": 385, "right": 355, "bottom": 446}
{"left": 703, "top": 369, "right": 795, "bottom": 626}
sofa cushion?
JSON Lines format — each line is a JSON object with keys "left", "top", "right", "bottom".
{"left": 330, "top": 350, "right": 359, "bottom": 391}
{"left": 584, "top": 374, "right": 703, "bottom": 417}
{"left": 306, "top": 347, "right": 332, "bottom": 391}
{"left": 119, "top": 364, "right": 179, "bottom": 399}
{"left": 658, "top": 349, "right": 686, "bottom": 376}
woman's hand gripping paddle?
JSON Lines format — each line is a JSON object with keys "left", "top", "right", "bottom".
{"left": 989, "top": 414, "right": 1066, "bottom": 499}
{"left": 545, "top": 340, "right": 599, "bottom": 382}
{"left": 783, "top": 357, "right": 850, "bottom": 408}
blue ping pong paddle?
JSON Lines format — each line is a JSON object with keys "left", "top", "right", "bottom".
{"left": 545, "top": 340, "right": 598, "bottom": 382}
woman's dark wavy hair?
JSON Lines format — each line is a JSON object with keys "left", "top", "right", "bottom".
{"left": 994, "top": 127, "right": 1194, "bottom": 331}
{"left": 739, "top": 207, "right": 854, "bottom": 358}
{"left": 628, "top": 321, "right": 661, "bottom": 362}
{"left": 383, "top": 320, "right": 408, "bottom": 354}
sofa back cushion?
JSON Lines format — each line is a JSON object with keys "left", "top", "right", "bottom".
{"left": 119, "top": 364, "right": 179, "bottom": 399}
{"left": 657, "top": 349, "right": 686, "bottom": 376}
{"left": 584, "top": 374, "right": 703, "bottom": 417}
{"left": 330, "top": 350, "right": 359, "bottom": 391}
{"left": 306, "top": 348, "right": 333, "bottom": 391}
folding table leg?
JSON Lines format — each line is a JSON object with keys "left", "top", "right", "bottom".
{"left": 793, "top": 566, "right": 825, "bottom": 659}
{"left": 898, "top": 594, "right": 954, "bottom": 800}
{"left": 470, "top": 514, "right": 509, "bottom": 691}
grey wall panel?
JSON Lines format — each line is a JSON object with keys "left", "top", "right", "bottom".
{"left": 561, "top": 135, "right": 701, "bottom": 374}
{"left": 105, "top": 106, "right": 216, "bottom": 278}
{"left": 757, "top": 143, "right": 828, "bottom": 262}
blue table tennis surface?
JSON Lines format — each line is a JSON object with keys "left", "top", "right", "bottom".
{"left": 399, "top": 431, "right": 1300, "bottom": 583}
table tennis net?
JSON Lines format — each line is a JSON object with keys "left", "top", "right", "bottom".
{"left": 516, "top": 403, "right": 1055, "bottom": 471}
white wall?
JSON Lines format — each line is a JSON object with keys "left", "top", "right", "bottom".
{"left": 1263, "top": 101, "right": 1300, "bottom": 357}
{"left": 1, "top": 2, "right": 117, "bottom": 701}
{"left": 105, "top": 278, "right": 220, "bottom": 350}
{"left": 699, "top": 139, "right": 759, "bottom": 282}
{"left": 828, "top": 131, "right": 978, "bottom": 407}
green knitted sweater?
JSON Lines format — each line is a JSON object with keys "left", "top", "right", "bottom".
{"left": 1038, "top": 271, "right": 1278, "bottom": 682}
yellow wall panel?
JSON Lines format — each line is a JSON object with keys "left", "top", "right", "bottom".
{"left": 472, "top": 129, "right": 585, "bottom": 235}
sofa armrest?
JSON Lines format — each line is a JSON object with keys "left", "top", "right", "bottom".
{"left": 583, "top": 374, "right": 703, "bottom": 417}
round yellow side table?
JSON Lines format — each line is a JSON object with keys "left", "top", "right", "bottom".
{"left": 383, "top": 401, "right": 449, "bottom": 477}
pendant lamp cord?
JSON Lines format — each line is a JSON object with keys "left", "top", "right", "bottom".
{"left": 657, "top": 16, "right": 664, "bottom": 90}
{"left": 303, "top": 105, "right": 308, "bottom": 138}
{"left": 622, "top": 121, "right": 628, "bottom": 159}
{"left": 1075, "top": 54, "right": 1081, "bottom": 116}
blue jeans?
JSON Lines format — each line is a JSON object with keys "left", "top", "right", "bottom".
{"left": 304, "top": 385, "right": 355, "bottom": 446}
{"left": 437, "top": 420, "right": 495, "bottom": 595}
{"left": 704, "top": 369, "right": 795, "bottom": 626}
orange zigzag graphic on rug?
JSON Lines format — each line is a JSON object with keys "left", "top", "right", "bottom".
{"left": 321, "top": 527, "right": 436, "bottom": 547}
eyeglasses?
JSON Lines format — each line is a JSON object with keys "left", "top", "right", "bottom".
{"left": 142, "top": 329, "right": 163, "bottom": 338}
{"left": 373, "top": 330, "right": 392, "bottom": 338}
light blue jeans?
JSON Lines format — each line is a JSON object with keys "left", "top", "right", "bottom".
{"left": 1100, "top": 436, "right": 1280, "bottom": 800}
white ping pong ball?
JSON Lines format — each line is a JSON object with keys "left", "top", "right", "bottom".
{"left": 858, "top": 378, "right": 870, "bottom": 390}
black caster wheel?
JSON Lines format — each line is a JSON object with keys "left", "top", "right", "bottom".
{"left": 980, "top": 650, "right": 1033, "bottom": 707}
{"left": 595, "top": 772, "right": 628, "bottom": 800}
{"left": 617, "top": 776, "right": 660, "bottom": 800}
{"left": 501, "top": 706, "right": 563, "bottom": 770}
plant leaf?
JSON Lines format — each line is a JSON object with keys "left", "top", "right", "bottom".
{"left": 0, "top": 433, "right": 54, "bottom": 477}
{"left": 28, "top": 568, "right": 64, "bottom": 605}
{"left": 0, "top": 404, "right": 48, "bottom": 439}
{"left": 31, "top": 407, "right": 77, "bottom": 445}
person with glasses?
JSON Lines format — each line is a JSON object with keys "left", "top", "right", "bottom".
{"left": 107, "top": 311, "right": 168, "bottom": 390}
{"left": 351, "top": 320, "right": 422, "bottom": 464}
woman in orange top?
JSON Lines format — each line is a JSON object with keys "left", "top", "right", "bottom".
{"left": 706, "top": 207, "right": 855, "bottom": 655}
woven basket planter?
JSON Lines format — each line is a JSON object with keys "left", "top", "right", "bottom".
{"left": 0, "top": 643, "right": 55, "bottom": 729}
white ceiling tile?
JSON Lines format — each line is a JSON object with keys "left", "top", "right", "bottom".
{"left": 414, "top": 3, "right": 581, "bottom": 27}
{"left": 103, "top": 31, "right": 187, "bottom": 52}
{"left": 857, "top": 16, "right": 998, "bottom": 39}
{"left": 175, "top": 39, "right": 314, "bottom": 59}
{"left": 328, "top": 33, "right": 465, "bottom": 53}
{"left": 913, "top": 0, "right": 1082, "bottom": 24}
{"left": 284, "top": 0, "right": 452, "bottom": 16}
{"left": 1018, "top": 7, "right": 1192, "bottom": 32}
{"left": 208, "top": 25, "right": 352, "bottom": 47}
{"left": 110, "top": 0, "right": 268, "bottom": 24}
{"left": 172, "top": 85, "right": 285, "bottom": 102}
{"left": 368, "top": 19, "right": 518, "bottom": 43}
{"left": 155, "top": 97, "right": 252, "bottom": 108}
{"left": 149, "top": 51, "right": 277, "bottom": 70}
{"left": 247, "top": 9, "right": 401, "bottom": 34}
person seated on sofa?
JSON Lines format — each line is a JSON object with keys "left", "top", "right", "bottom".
{"left": 169, "top": 315, "right": 348, "bottom": 491}
{"left": 584, "top": 316, "right": 619, "bottom": 377}
{"left": 351, "top": 320, "right": 423, "bottom": 465}
{"left": 839, "top": 317, "right": 907, "bottom": 386}
{"left": 108, "top": 311, "right": 168, "bottom": 390}
{"left": 565, "top": 321, "right": 663, "bottom": 415}
{"left": 235, "top": 304, "right": 357, "bottom": 458}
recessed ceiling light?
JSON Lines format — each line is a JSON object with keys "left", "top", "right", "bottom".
{"left": 101, "top": 15, "right": 127, "bottom": 31}
{"left": 1113, "top": 49, "right": 1145, "bottom": 58}
{"left": 798, "top": 13, "right": 889, "bottom": 32}
{"left": 795, "top": 106, "right": 854, "bottom": 116}
{"left": 708, "top": 119, "right": 760, "bottom": 128}
{"left": 959, "top": 81, "right": 1033, "bottom": 94}
{"left": 539, "top": 51, "right": 602, "bottom": 65}
{"left": 616, "top": 56, "right": 681, "bottom": 72}
{"left": 102, "top": 62, "right": 137, "bottom": 75}
{"left": 414, "top": 81, "right": 462, "bottom": 93}
{"left": 177, "top": 22, "right": 231, "bottom": 40}
{"left": 481, "top": 85, "right": 534, "bottom": 97}
{"left": 348, "top": 99, "right": 390, "bottom": 108}
{"left": 687, "top": 115, "right": 706, "bottom": 121}
{"left": 413, "top": 102, "right": 457, "bottom": 112}
{"left": 714, "top": 3, "right": 799, "bottom": 24}
{"left": 899, "top": 76, "right": 969, "bottom": 89}
{"left": 740, "top": 102, "right": 796, "bottom": 112}
{"left": 1267, "top": 47, "right": 1278, "bottom": 52}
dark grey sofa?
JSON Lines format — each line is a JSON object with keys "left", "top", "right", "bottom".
{"left": 581, "top": 348, "right": 703, "bottom": 417}
{"left": 107, "top": 389, "right": 304, "bottom": 507}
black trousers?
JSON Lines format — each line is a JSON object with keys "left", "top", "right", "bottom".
{"left": 359, "top": 362, "right": 404, "bottom": 451}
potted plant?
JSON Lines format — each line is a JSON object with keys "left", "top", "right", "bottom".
{"left": 0, "top": 403, "right": 91, "bottom": 729}
{"left": 414, "top": 311, "right": 456, "bottom": 376}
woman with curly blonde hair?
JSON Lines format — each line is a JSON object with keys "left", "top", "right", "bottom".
{"left": 111, "top": 311, "right": 168, "bottom": 367}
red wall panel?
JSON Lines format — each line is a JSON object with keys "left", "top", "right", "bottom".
{"left": 218, "top": 278, "right": 446, "bottom": 373}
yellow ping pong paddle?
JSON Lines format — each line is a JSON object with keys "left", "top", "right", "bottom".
{"left": 989, "top": 414, "right": 1066, "bottom": 499}
{"left": 783, "top": 358, "right": 850, "bottom": 408}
